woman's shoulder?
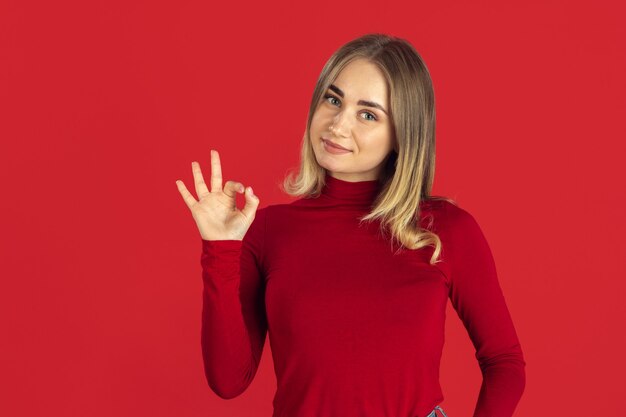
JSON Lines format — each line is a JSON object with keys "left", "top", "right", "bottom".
{"left": 424, "top": 199, "right": 492, "bottom": 252}
{"left": 422, "top": 196, "right": 471, "bottom": 215}
{"left": 250, "top": 202, "right": 296, "bottom": 227}
{"left": 420, "top": 197, "right": 479, "bottom": 234}
{"left": 255, "top": 202, "right": 294, "bottom": 216}
{"left": 421, "top": 196, "right": 458, "bottom": 216}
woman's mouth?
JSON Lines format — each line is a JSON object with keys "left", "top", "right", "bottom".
{"left": 322, "top": 138, "right": 352, "bottom": 154}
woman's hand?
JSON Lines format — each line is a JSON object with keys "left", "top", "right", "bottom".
{"left": 176, "top": 149, "right": 260, "bottom": 241}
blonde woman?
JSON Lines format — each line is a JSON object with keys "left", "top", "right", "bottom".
{"left": 176, "top": 33, "right": 525, "bottom": 417}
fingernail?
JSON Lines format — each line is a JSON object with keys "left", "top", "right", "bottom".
{"left": 249, "top": 187, "right": 254, "bottom": 195}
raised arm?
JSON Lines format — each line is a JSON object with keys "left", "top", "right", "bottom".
{"left": 443, "top": 204, "right": 526, "bottom": 417}
{"left": 200, "top": 207, "right": 268, "bottom": 399}
{"left": 175, "top": 149, "right": 268, "bottom": 399}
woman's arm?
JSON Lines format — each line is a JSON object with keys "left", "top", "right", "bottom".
{"left": 444, "top": 203, "right": 526, "bottom": 417}
{"left": 200, "top": 207, "right": 268, "bottom": 399}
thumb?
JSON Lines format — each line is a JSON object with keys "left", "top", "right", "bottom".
{"left": 240, "top": 186, "right": 259, "bottom": 220}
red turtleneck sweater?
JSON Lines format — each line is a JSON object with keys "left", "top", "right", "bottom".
{"left": 200, "top": 173, "right": 526, "bottom": 417}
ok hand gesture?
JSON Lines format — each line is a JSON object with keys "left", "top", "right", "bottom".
{"left": 176, "top": 150, "right": 259, "bottom": 241}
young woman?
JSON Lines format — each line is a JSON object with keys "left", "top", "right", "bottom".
{"left": 176, "top": 33, "right": 525, "bottom": 417}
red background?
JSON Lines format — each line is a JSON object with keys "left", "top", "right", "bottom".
{"left": 1, "top": 0, "right": 625, "bottom": 416}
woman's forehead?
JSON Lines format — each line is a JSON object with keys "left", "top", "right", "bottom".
{"left": 331, "top": 60, "right": 389, "bottom": 105}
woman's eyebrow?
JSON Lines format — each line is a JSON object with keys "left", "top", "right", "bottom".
{"left": 328, "top": 84, "right": 388, "bottom": 115}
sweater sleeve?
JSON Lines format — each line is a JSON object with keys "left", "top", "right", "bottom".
{"left": 199, "top": 207, "right": 268, "bottom": 399}
{"left": 443, "top": 203, "right": 526, "bottom": 417}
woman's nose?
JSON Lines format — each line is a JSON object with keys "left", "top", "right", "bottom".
{"left": 330, "top": 111, "right": 350, "bottom": 137}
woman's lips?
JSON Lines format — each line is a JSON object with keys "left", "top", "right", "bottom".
{"left": 322, "top": 138, "right": 352, "bottom": 154}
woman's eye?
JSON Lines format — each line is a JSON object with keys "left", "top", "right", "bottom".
{"left": 324, "top": 94, "right": 340, "bottom": 106}
{"left": 362, "top": 112, "right": 377, "bottom": 121}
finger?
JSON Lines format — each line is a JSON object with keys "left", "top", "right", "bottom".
{"left": 210, "top": 149, "right": 223, "bottom": 193}
{"left": 192, "top": 161, "right": 210, "bottom": 199}
{"left": 175, "top": 180, "right": 198, "bottom": 209}
{"left": 224, "top": 180, "right": 245, "bottom": 199}
{"left": 240, "top": 186, "right": 260, "bottom": 220}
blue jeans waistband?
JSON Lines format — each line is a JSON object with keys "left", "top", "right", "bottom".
{"left": 426, "top": 405, "right": 449, "bottom": 417}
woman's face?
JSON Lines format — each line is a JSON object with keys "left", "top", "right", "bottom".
{"left": 310, "top": 58, "right": 396, "bottom": 182}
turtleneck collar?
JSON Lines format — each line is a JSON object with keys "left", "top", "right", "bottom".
{"left": 320, "top": 171, "right": 383, "bottom": 206}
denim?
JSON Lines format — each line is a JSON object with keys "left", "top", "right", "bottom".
{"left": 426, "top": 405, "right": 449, "bottom": 417}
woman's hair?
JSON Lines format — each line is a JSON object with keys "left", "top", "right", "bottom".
{"left": 281, "top": 33, "right": 457, "bottom": 265}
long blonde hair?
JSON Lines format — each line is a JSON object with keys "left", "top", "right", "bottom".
{"left": 281, "top": 33, "right": 457, "bottom": 265}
